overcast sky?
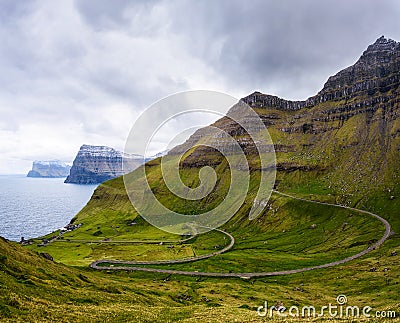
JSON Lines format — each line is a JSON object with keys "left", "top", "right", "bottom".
{"left": 1, "top": 0, "right": 400, "bottom": 174}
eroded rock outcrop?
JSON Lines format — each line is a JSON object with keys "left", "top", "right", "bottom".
{"left": 242, "top": 36, "right": 400, "bottom": 113}
{"left": 65, "top": 145, "right": 144, "bottom": 184}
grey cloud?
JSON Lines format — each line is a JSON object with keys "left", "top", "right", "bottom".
{"left": 74, "top": 0, "right": 136, "bottom": 29}
{"left": 1, "top": 0, "right": 400, "bottom": 173}
{"left": 74, "top": 0, "right": 162, "bottom": 34}
{"left": 166, "top": 0, "right": 400, "bottom": 99}
{"left": 0, "top": 0, "right": 35, "bottom": 24}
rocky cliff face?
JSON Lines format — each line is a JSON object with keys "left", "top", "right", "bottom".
{"left": 242, "top": 36, "right": 400, "bottom": 111}
{"left": 240, "top": 36, "right": 400, "bottom": 135}
{"left": 65, "top": 145, "right": 144, "bottom": 184}
{"left": 169, "top": 36, "right": 400, "bottom": 198}
{"left": 27, "top": 161, "right": 71, "bottom": 178}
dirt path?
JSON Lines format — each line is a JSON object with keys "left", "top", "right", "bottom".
{"left": 90, "top": 190, "right": 392, "bottom": 278}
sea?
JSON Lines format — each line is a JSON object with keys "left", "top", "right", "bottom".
{"left": 0, "top": 175, "right": 97, "bottom": 241}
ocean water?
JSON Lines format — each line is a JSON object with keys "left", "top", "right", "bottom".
{"left": 0, "top": 175, "right": 97, "bottom": 241}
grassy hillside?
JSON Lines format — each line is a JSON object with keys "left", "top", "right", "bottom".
{"left": 3, "top": 163, "right": 400, "bottom": 321}
{"left": 2, "top": 221, "right": 399, "bottom": 322}
{"left": 15, "top": 85, "right": 400, "bottom": 320}
{"left": 19, "top": 159, "right": 399, "bottom": 319}
{"left": 25, "top": 161, "right": 388, "bottom": 269}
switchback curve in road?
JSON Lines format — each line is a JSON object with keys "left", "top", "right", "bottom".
{"left": 90, "top": 190, "right": 392, "bottom": 278}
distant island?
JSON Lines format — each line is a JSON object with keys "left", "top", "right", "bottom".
{"left": 64, "top": 144, "right": 146, "bottom": 184}
{"left": 27, "top": 160, "right": 71, "bottom": 178}
{"left": 26, "top": 145, "right": 168, "bottom": 184}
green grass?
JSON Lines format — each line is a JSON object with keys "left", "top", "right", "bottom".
{"left": 12, "top": 160, "right": 399, "bottom": 322}
{"left": 1, "top": 232, "right": 399, "bottom": 322}
{"left": 15, "top": 133, "right": 399, "bottom": 321}
{"left": 27, "top": 186, "right": 384, "bottom": 273}
{"left": 3, "top": 91, "right": 400, "bottom": 321}
{"left": 99, "top": 192, "right": 383, "bottom": 274}
{"left": 28, "top": 242, "right": 196, "bottom": 266}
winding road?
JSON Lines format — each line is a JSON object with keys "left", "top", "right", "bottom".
{"left": 90, "top": 190, "right": 392, "bottom": 278}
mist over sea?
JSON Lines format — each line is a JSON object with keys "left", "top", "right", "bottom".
{"left": 0, "top": 175, "right": 96, "bottom": 241}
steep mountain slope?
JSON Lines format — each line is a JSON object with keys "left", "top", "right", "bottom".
{"left": 243, "top": 37, "right": 400, "bottom": 229}
{"left": 170, "top": 36, "right": 400, "bottom": 222}
{"left": 193, "top": 36, "right": 400, "bottom": 193}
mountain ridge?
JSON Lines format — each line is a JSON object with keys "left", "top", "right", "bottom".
{"left": 242, "top": 36, "right": 400, "bottom": 111}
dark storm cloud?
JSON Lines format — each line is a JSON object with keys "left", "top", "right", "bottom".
{"left": 166, "top": 0, "right": 400, "bottom": 99}
{"left": 71, "top": 0, "right": 400, "bottom": 99}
